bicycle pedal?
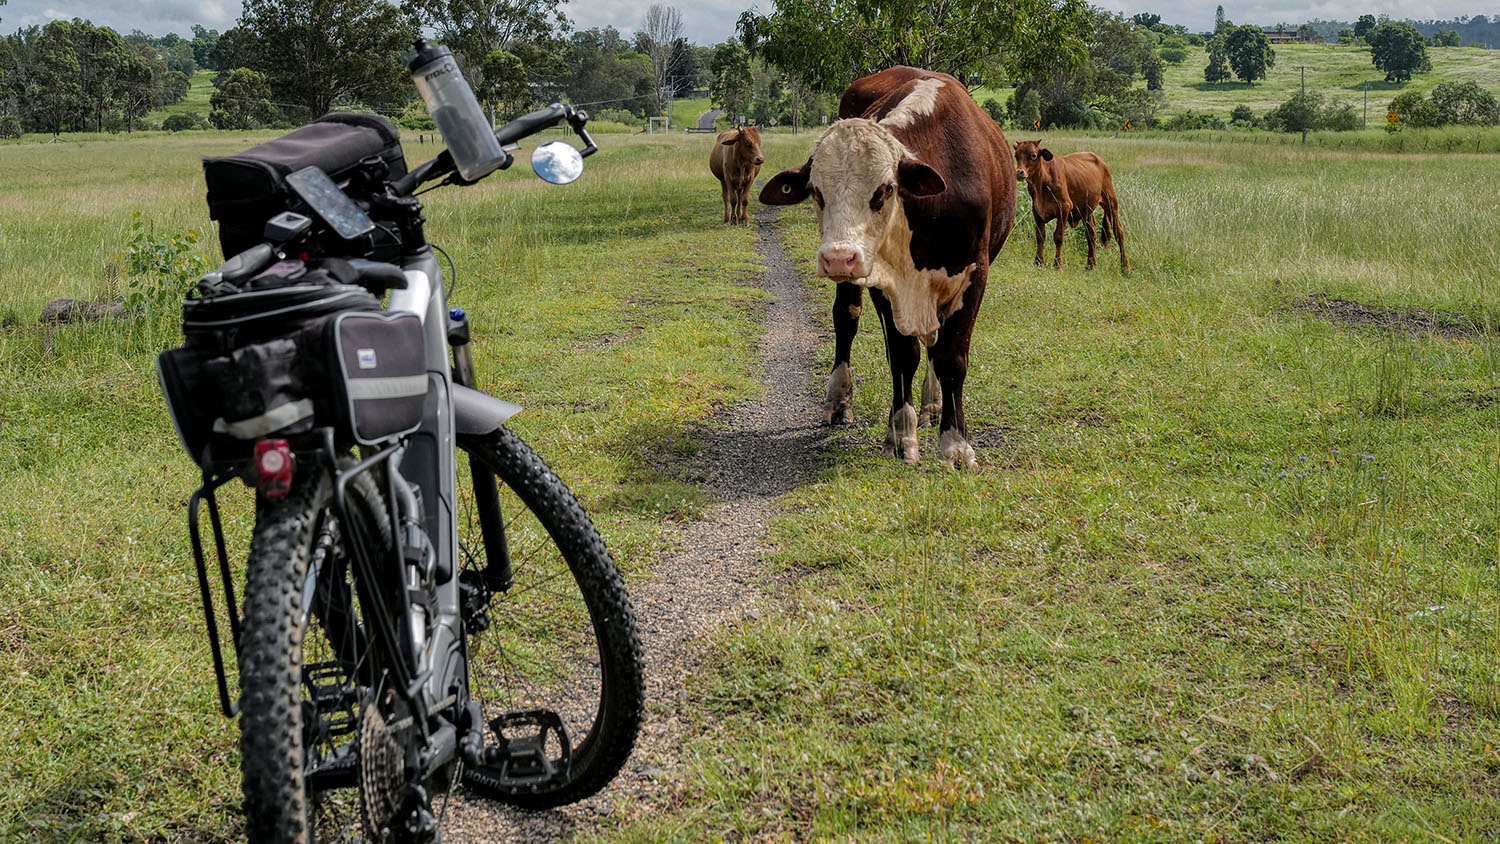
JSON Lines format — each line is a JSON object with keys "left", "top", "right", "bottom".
{"left": 483, "top": 710, "right": 571, "bottom": 788}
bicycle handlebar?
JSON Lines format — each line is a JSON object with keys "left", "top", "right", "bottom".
{"left": 392, "top": 103, "right": 597, "bottom": 197}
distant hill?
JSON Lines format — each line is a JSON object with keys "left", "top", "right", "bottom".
{"left": 1156, "top": 43, "right": 1500, "bottom": 123}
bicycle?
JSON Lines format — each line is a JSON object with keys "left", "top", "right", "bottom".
{"left": 157, "top": 42, "right": 644, "bottom": 843}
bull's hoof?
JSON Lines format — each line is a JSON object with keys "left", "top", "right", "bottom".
{"left": 917, "top": 402, "right": 941, "bottom": 429}
{"left": 939, "top": 428, "right": 977, "bottom": 470}
{"left": 882, "top": 404, "right": 919, "bottom": 464}
{"left": 822, "top": 363, "right": 855, "bottom": 426}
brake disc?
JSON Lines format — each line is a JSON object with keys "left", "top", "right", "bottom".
{"left": 358, "top": 696, "right": 406, "bottom": 842}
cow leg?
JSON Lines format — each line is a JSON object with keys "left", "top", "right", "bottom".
{"left": 1084, "top": 210, "right": 1098, "bottom": 270}
{"left": 1033, "top": 216, "right": 1046, "bottom": 267}
{"left": 720, "top": 180, "right": 731, "bottom": 223}
{"left": 871, "top": 289, "right": 920, "bottom": 463}
{"left": 918, "top": 356, "right": 942, "bottom": 428}
{"left": 1108, "top": 198, "right": 1129, "bottom": 273}
{"left": 1099, "top": 204, "right": 1112, "bottom": 246}
{"left": 1052, "top": 212, "right": 1067, "bottom": 270}
{"left": 930, "top": 267, "right": 986, "bottom": 470}
{"left": 824, "top": 282, "right": 863, "bottom": 425}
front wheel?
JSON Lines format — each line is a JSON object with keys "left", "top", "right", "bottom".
{"left": 456, "top": 426, "right": 644, "bottom": 809}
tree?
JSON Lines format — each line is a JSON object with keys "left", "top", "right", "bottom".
{"left": 1229, "top": 103, "right": 1254, "bottom": 124}
{"left": 1203, "top": 32, "right": 1231, "bottom": 83}
{"left": 403, "top": 0, "right": 570, "bottom": 123}
{"left": 562, "top": 27, "right": 653, "bottom": 117}
{"left": 210, "top": 27, "right": 252, "bottom": 80}
{"left": 1429, "top": 80, "right": 1499, "bottom": 124}
{"left": 1264, "top": 90, "right": 1321, "bottom": 135}
{"left": 1368, "top": 22, "right": 1431, "bottom": 82}
{"left": 1130, "top": 13, "right": 1160, "bottom": 29}
{"left": 477, "top": 49, "right": 532, "bottom": 119}
{"left": 639, "top": 4, "right": 683, "bottom": 116}
{"left": 1354, "top": 14, "right": 1377, "bottom": 40}
{"left": 1225, "top": 25, "right": 1274, "bottom": 84}
{"left": 1337, "top": 28, "right": 1354, "bottom": 43}
{"left": 189, "top": 25, "right": 219, "bottom": 69}
{"left": 166, "top": 41, "right": 196, "bottom": 75}
{"left": 1389, "top": 89, "right": 1439, "bottom": 127}
{"left": 709, "top": 41, "right": 753, "bottom": 120}
{"left": 739, "top": 0, "right": 1092, "bottom": 95}
{"left": 1160, "top": 46, "right": 1186, "bottom": 64}
{"left": 26, "top": 22, "right": 85, "bottom": 136}
{"left": 210, "top": 67, "right": 276, "bottom": 128}
{"left": 1432, "top": 29, "right": 1461, "bottom": 47}
{"left": 236, "top": 0, "right": 413, "bottom": 120}
{"left": 1296, "top": 24, "right": 1317, "bottom": 41}
{"left": 1016, "top": 87, "right": 1041, "bottom": 129}
{"left": 1214, "top": 5, "right": 1226, "bottom": 35}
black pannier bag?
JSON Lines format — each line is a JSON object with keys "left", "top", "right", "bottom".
{"left": 157, "top": 260, "right": 427, "bottom": 470}
{"left": 203, "top": 113, "right": 407, "bottom": 258}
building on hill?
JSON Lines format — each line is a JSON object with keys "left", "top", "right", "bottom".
{"left": 1263, "top": 28, "right": 1299, "bottom": 43}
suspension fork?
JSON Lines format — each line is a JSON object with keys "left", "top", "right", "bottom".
{"left": 448, "top": 308, "right": 513, "bottom": 592}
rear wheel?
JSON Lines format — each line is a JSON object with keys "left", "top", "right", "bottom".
{"left": 456, "top": 426, "right": 644, "bottom": 809}
{"left": 238, "top": 466, "right": 390, "bottom": 844}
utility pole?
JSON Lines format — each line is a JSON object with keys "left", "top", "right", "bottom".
{"left": 1363, "top": 80, "right": 1368, "bottom": 130}
{"left": 1294, "top": 65, "right": 1309, "bottom": 144}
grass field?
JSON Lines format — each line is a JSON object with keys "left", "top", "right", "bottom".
{"left": 2, "top": 126, "right": 1499, "bottom": 841}
{"left": 979, "top": 43, "right": 1500, "bottom": 128}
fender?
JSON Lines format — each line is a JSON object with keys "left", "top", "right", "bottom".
{"left": 453, "top": 383, "right": 522, "bottom": 435}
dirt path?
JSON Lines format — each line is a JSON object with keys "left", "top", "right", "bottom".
{"left": 445, "top": 204, "right": 825, "bottom": 841}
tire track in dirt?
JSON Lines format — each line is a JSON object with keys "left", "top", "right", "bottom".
{"left": 445, "top": 203, "right": 825, "bottom": 841}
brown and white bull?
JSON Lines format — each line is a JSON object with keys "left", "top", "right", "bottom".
{"left": 710, "top": 126, "right": 764, "bottom": 224}
{"left": 760, "top": 66, "right": 1015, "bottom": 468}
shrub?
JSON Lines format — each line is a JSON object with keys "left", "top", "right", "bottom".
{"left": 119, "top": 211, "right": 209, "bottom": 316}
{"left": 1160, "top": 46, "right": 1188, "bottom": 64}
{"left": 1164, "top": 109, "right": 1226, "bottom": 131}
{"left": 1390, "top": 90, "right": 1441, "bottom": 128}
{"left": 1429, "top": 80, "right": 1500, "bottom": 125}
{"left": 982, "top": 98, "right": 1004, "bottom": 122}
{"left": 1322, "top": 100, "right": 1360, "bottom": 132}
{"left": 1229, "top": 104, "right": 1256, "bottom": 124}
{"left": 161, "top": 113, "right": 203, "bottom": 132}
{"left": 0, "top": 114, "right": 20, "bottom": 139}
{"left": 396, "top": 102, "right": 436, "bottom": 131}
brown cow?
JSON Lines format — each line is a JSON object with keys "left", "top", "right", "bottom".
{"left": 1012, "top": 140, "right": 1128, "bottom": 272}
{"left": 710, "top": 126, "right": 764, "bottom": 224}
{"left": 759, "top": 66, "right": 1016, "bottom": 468}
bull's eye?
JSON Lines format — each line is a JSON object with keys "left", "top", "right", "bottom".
{"left": 869, "top": 184, "right": 890, "bottom": 212}
{"left": 812, "top": 188, "right": 824, "bottom": 207}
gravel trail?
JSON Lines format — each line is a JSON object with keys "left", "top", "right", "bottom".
{"left": 444, "top": 203, "right": 824, "bottom": 841}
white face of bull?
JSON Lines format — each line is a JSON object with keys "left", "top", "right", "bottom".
{"left": 804, "top": 119, "right": 908, "bottom": 280}
{"left": 760, "top": 119, "right": 950, "bottom": 340}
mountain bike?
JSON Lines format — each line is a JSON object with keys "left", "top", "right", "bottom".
{"left": 158, "top": 42, "right": 643, "bottom": 843}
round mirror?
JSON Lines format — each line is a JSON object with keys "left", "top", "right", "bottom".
{"left": 531, "top": 141, "right": 585, "bottom": 185}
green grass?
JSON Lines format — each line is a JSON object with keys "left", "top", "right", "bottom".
{"left": 596, "top": 134, "right": 1500, "bottom": 841}
{"left": 0, "top": 129, "right": 767, "bottom": 841}
{"left": 144, "top": 70, "right": 219, "bottom": 127}
{"left": 3, "top": 127, "right": 1500, "bottom": 841}
{"left": 1160, "top": 43, "right": 1500, "bottom": 121}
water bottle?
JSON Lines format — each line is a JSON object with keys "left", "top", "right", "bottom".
{"left": 409, "top": 39, "right": 508, "bottom": 182}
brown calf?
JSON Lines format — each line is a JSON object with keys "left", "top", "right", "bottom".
{"left": 709, "top": 126, "right": 764, "bottom": 224}
{"left": 1012, "top": 140, "right": 1128, "bottom": 272}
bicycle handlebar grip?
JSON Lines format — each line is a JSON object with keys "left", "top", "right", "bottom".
{"left": 494, "top": 103, "right": 571, "bottom": 147}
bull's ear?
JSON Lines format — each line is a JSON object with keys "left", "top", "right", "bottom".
{"left": 759, "top": 160, "right": 812, "bottom": 205}
{"left": 1039, "top": 148, "right": 1054, "bottom": 161}
{"left": 721, "top": 135, "right": 738, "bottom": 145}
{"left": 896, "top": 159, "right": 946, "bottom": 198}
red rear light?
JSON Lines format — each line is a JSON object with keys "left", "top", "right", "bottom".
{"left": 253, "top": 439, "right": 294, "bottom": 498}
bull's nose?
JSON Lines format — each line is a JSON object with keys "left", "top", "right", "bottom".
{"left": 818, "top": 249, "right": 861, "bottom": 278}
{"left": 1016, "top": 169, "right": 1026, "bottom": 180}
{"left": 754, "top": 156, "right": 765, "bottom": 165}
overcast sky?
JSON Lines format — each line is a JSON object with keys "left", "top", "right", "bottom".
{"left": 3, "top": 1, "right": 1496, "bottom": 46}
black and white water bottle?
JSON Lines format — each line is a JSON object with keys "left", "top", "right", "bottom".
{"left": 409, "top": 39, "right": 507, "bottom": 182}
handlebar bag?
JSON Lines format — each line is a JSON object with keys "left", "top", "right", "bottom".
{"left": 203, "top": 113, "right": 407, "bottom": 258}
{"left": 158, "top": 260, "right": 424, "bottom": 470}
